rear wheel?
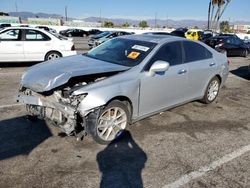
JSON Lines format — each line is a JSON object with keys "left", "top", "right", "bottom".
{"left": 243, "top": 49, "right": 248, "bottom": 58}
{"left": 201, "top": 77, "right": 220, "bottom": 104}
{"left": 45, "top": 51, "right": 62, "bottom": 61}
{"left": 86, "top": 100, "right": 130, "bottom": 145}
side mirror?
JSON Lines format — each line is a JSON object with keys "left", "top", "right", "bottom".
{"left": 149, "top": 60, "right": 170, "bottom": 76}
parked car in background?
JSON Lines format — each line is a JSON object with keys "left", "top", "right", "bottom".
{"left": 170, "top": 28, "right": 188, "bottom": 38}
{"left": 17, "top": 34, "right": 229, "bottom": 144}
{"left": 0, "top": 23, "right": 11, "bottom": 29}
{"left": 143, "top": 32, "right": 172, "bottom": 36}
{"left": 185, "top": 29, "right": 204, "bottom": 41}
{"left": 88, "top": 31, "right": 132, "bottom": 48}
{"left": 88, "top": 31, "right": 112, "bottom": 48}
{"left": 218, "top": 33, "right": 240, "bottom": 38}
{"left": 88, "top": 29, "right": 102, "bottom": 35}
{"left": 18, "top": 25, "right": 30, "bottom": 27}
{"left": 59, "top": 29, "right": 89, "bottom": 37}
{"left": 206, "top": 36, "right": 249, "bottom": 57}
{"left": 36, "top": 26, "right": 57, "bottom": 34}
{"left": 0, "top": 27, "right": 77, "bottom": 62}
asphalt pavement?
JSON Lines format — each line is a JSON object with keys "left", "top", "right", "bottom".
{"left": 0, "top": 40, "right": 250, "bottom": 188}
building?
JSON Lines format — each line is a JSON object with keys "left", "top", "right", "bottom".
{"left": 233, "top": 25, "right": 250, "bottom": 33}
{"left": 0, "top": 16, "right": 20, "bottom": 24}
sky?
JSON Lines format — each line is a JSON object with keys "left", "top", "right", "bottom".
{"left": 0, "top": 0, "right": 249, "bottom": 21}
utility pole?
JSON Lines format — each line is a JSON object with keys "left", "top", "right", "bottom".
{"left": 99, "top": 8, "right": 102, "bottom": 24}
{"left": 15, "top": 1, "right": 18, "bottom": 12}
{"left": 166, "top": 13, "right": 168, "bottom": 29}
{"left": 208, "top": 0, "right": 212, "bottom": 30}
{"left": 65, "top": 6, "right": 68, "bottom": 21}
{"left": 154, "top": 12, "right": 157, "bottom": 28}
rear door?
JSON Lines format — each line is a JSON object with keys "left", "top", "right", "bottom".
{"left": 23, "top": 29, "right": 52, "bottom": 61}
{"left": 0, "top": 29, "right": 24, "bottom": 62}
{"left": 183, "top": 41, "right": 215, "bottom": 99}
{"left": 223, "top": 37, "right": 238, "bottom": 56}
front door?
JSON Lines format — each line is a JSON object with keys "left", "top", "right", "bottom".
{"left": 139, "top": 41, "right": 189, "bottom": 117}
{"left": 0, "top": 29, "right": 24, "bottom": 62}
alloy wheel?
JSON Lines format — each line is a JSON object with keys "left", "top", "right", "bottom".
{"left": 97, "top": 107, "right": 127, "bottom": 141}
{"left": 207, "top": 79, "right": 219, "bottom": 101}
{"left": 47, "top": 53, "right": 60, "bottom": 60}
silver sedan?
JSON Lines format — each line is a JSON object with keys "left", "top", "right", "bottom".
{"left": 17, "top": 34, "right": 229, "bottom": 144}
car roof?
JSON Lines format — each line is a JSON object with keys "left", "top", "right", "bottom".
{"left": 1, "top": 26, "right": 45, "bottom": 31}
{"left": 120, "top": 34, "right": 185, "bottom": 44}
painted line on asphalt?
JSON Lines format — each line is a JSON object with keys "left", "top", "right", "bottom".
{"left": 163, "top": 144, "right": 250, "bottom": 188}
{"left": 0, "top": 72, "right": 23, "bottom": 75}
{"left": 0, "top": 103, "right": 23, "bottom": 109}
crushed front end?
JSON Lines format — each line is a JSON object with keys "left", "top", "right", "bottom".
{"left": 17, "top": 86, "right": 87, "bottom": 136}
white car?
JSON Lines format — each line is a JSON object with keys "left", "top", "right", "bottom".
{"left": 0, "top": 27, "right": 77, "bottom": 62}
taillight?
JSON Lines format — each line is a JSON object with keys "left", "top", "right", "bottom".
{"left": 217, "top": 40, "right": 224, "bottom": 47}
{"left": 71, "top": 45, "right": 75, "bottom": 51}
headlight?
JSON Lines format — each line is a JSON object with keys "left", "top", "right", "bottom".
{"left": 69, "top": 93, "right": 88, "bottom": 106}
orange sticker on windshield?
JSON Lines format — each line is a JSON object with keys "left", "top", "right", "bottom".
{"left": 127, "top": 51, "right": 140, "bottom": 59}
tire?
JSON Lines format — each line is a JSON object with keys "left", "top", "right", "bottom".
{"left": 201, "top": 77, "right": 221, "bottom": 104}
{"left": 243, "top": 49, "right": 248, "bottom": 58}
{"left": 68, "top": 33, "right": 72, "bottom": 37}
{"left": 45, "top": 51, "right": 62, "bottom": 61}
{"left": 86, "top": 100, "right": 130, "bottom": 145}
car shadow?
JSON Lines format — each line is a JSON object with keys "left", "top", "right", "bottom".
{"left": 0, "top": 116, "right": 52, "bottom": 160}
{"left": 96, "top": 130, "right": 147, "bottom": 188}
{"left": 230, "top": 66, "right": 250, "bottom": 81}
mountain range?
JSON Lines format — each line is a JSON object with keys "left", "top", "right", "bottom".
{"left": 8, "top": 11, "right": 250, "bottom": 28}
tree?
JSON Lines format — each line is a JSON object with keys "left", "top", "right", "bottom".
{"left": 247, "top": 30, "right": 250, "bottom": 34}
{"left": 139, "top": 20, "right": 148, "bottom": 28}
{"left": 194, "top": 26, "right": 199, "bottom": 29}
{"left": 122, "top": 22, "right": 130, "bottom": 28}
{"left": 103, "top": 21, "right": 114, "bottom": 28}
{"left": 220, "top": 21, "right": 230, "bottom": 33}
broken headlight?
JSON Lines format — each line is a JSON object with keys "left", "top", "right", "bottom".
{"left": 69, "top": 93, "right": 88, "bottom": 107}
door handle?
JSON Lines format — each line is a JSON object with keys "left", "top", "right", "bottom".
{"left": 178, "top": 69, "right": 187, "bottom": 74}
{"left": 209, "top": 62, "right": 216, "bottom": 66}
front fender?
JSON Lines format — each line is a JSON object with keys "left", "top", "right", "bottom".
{"left": 76, "top": 79, "right": 140, "bottom": 118}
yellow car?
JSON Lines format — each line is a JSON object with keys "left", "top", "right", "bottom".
{"left": 185, "top": 29, "right": 204, "bottom": 41}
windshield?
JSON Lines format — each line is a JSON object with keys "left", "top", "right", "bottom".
{"left": 85, "top": 38, "right": 157, "bottom": 67}
{"left": 94, "top": 31, "right": 111, "bottom": 38}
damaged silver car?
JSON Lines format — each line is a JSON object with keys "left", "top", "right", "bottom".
{"left": 17, "top": 35, "right": 229, "bottom": 144}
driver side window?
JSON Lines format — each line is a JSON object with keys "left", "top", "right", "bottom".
{"left": 0, "top": 29, "right": 21, "bottom": 41}
{"left": 145, "top": 42, "right": 183, "bottom": 70}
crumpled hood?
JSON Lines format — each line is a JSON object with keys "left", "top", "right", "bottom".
{"left": 21, "top": 55, "right": 130, "bottom": 92}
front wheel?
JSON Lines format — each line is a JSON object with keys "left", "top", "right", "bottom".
{"left": 86, "top": 100, "right": 130, "bottom": 145}
{"left": 201, "top": 77, "right": 220, "bottom": 104}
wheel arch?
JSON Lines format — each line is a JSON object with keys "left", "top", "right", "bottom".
{"left": 106, "top": 96, "right": 133, "bottom": 122}
{"left": 215, "top": 74, "right": 222, "bottom": 85}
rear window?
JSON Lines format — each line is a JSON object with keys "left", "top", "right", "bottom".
{"left": 25, "top": 29, "right": 50, "bottom": 41}
{"left": 183, "top": 41, "right": 212, "bottom": 63}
